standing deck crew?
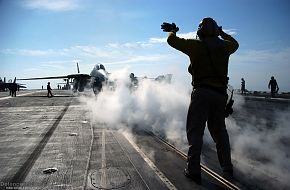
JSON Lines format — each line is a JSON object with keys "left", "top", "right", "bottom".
{"left": 241, "top": 78, "right": 246, "bottom": 95}
{"left": 47, "top": 82, "right": 53, "bottom": 98}
{"left": 268, "top": 76, "right": 279, "bottom": 98}
{"left": 162, "top": 17, "right": 239, "bottom": 183}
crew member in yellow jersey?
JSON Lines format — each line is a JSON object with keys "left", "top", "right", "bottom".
{"left": 161, "top": 17, "right": 239, "bottom": 183}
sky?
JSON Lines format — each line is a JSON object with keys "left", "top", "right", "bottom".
{"left": 0, "top": 0, "right": 290, "bottom": 91}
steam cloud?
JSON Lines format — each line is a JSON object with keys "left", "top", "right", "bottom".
{"left": 227, "top": 96, "right": 290, "bottom": 190}
{"left": 79, "top": 68, "right": 290, "bottom": 190}
{"left": 79, "top": 68, "right": 189, "bottom": 148}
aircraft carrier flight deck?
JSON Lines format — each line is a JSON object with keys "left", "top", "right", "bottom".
{"left": 0, "top": 90, "right": 289, "bottom": 190}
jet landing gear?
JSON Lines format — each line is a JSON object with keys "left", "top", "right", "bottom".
{"left": 93, "top": 85, "right": 102, "bottom": 95}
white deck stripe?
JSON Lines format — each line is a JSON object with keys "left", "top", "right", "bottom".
{"left": 0, "top": 91, "right": 42, "bottom": 100}
{"left": 123, "top": 132, "right": 178, "bottom": 190}
{"left": 101, "top": 129, "right": 107, "bottom": 188}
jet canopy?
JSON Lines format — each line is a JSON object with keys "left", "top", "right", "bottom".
{"left": 95, "top": 64, "right": 106, "bottom": 71}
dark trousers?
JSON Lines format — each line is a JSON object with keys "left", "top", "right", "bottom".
{"left": 186, "top": 88, "right": 232, "bottom": 175}
{"left": 47, "top": 90, "right": 53, "bottom": 97}
{"left": 271, "top": 87, "right": 276, "bottom": 97}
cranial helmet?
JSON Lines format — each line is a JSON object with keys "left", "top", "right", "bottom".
{"left": 197, "top": 17, "right": 219, "bottom": 39}
{"left": 99, "top": 64, "right": 105, "bottom": 70}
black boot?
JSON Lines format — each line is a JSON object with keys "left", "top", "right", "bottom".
{"left": 222, "top": 169, "right": 233, "bottom": 180}
{"left": 184, "top": 168, "right": 201, "bottom": 184}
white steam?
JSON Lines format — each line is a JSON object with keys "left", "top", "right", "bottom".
{"left": 227, "top": 95, "right": 290, "bottom": 189}
{"left": 79, "top": 69, "right": 290, "bottom": 189}
{"left": 79, "top": 68, "right": 189, "bottom": 148}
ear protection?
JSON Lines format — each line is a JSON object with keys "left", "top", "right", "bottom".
{"left": 197, "top": 17, "right": 219, "bottom": 39}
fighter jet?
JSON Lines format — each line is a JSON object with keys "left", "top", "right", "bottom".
{"left": 18, "top": 63, "right": 108, "bottom": 94}
{"left": 0, "top": 77, "right": 27, "bottom": 96}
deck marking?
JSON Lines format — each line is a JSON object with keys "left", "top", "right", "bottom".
{"left": 7, "top": 103, "right": 70, "bottom": 186}
{"left": 82, "top": 120, "right": 94, "bottom": 190}
{"left": 0, "top": 91, "right": 42, "bottom": 100}
{"left": 147, "top": 130, "right": 241, "bottom": 190}
{"left": 101, "top": 129, "right": 107, "bottom": 188}
{"left": 122, "top": 131, "right": 177, "bottom": 190}
{"left": 112, "top": 131, "right": 151, "bottom": 190}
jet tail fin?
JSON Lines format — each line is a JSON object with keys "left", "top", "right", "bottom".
{"left": 77, "top": 62, "right": 80, "bottom": 73}
{"left": 13, "top": 77, "right": 16, "bottom": 83}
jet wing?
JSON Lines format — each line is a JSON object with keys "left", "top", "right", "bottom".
{"left": 18, "top": 74, "right": 91, "bottom": 80}
{"left": 18, "top": 85, "right": 27, "bottom": 88}
{"left": 67, "top": 74, "right": 91, "bottom": 79}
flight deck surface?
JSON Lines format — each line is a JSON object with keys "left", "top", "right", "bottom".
{"left": 0, "top": 90, "right": 288, "bottom": 190}
{"left": 0, "top": 90, "right": 242, "bottom": 190}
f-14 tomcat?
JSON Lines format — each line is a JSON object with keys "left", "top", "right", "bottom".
{"left": 18, "top": 63, "right": 108, "bottom": 94}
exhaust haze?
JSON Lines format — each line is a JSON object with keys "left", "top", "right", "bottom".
{"left": 79, "top": 68, "right": 290, "bottom": 189}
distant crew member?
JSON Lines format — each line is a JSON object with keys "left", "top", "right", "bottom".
{"left": 129, "top": 73, "right": 138, "bottom": 90}
{"left": 268, "top": 76, "right": 279, "bottom": 98}
{"left": 47, "top": 82, "right": 53, "bottom": 97}
{"left": 10, "top": 84, "right": 17, "bottom": 97}
{"left": 241, "top": 78, "right": 246, "bottom": 95}
{"left": 162, "top": 17, "right": 239, "bottom": 183}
